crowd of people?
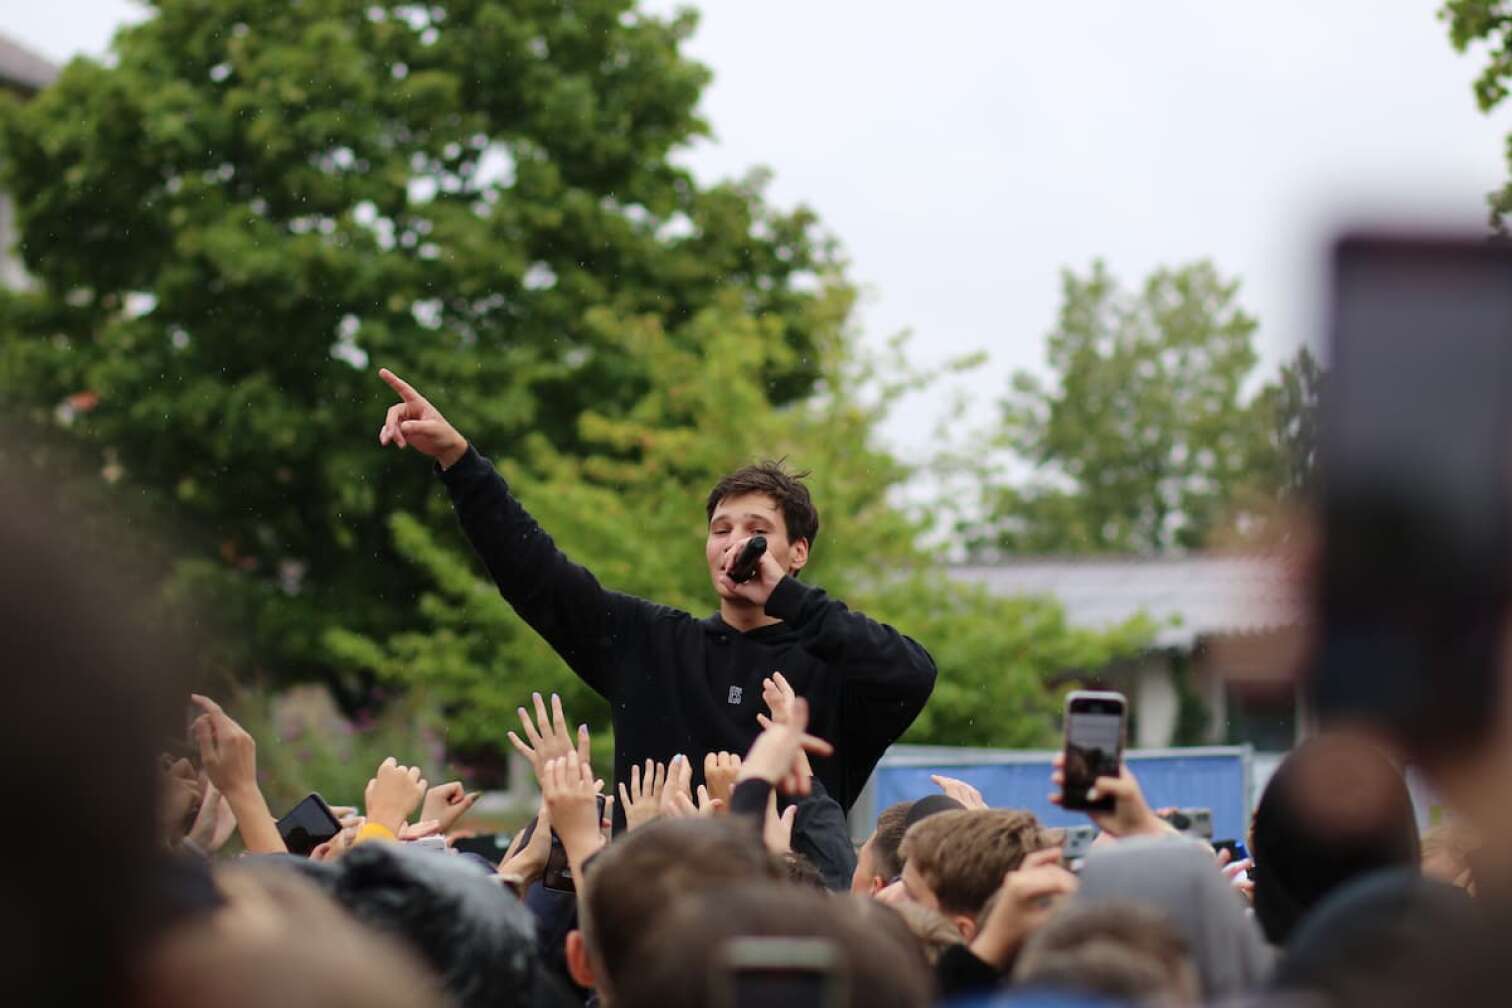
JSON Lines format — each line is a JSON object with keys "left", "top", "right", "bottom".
{"left": 10, "top": 359, "right": 1512, "bottom": 1008}
{"left": 108, "top": 667, "right": 1498, "bottom": 1008}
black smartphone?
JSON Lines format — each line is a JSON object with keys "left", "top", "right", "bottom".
{"left": 712, "top": 937, "right": 847, "bottom": 1008}
{"left": 542, "top": 794, "right": 608, "bottom": 894}
{"left": 276, "top": 792, "right": 342, "bottom": 856}
{"left": 1213, "top": 838, "right": 1249, "bottom": 862}
{"left": 452, "top": 832, "right": 513, "bottom": 863}
{"left": 1060, "top": 690, "right": 1126, "bottom": 813}
{"left": 1312, "top": 234, "right": 1512, "bottom": 757}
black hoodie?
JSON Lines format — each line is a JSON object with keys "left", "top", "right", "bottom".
{"left": 438, "top": 447, "right": 937, "bottom": 833}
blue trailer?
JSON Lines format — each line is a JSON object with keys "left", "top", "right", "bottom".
{"left": 850, "top": 745, "right": 1255, "bottom": 844}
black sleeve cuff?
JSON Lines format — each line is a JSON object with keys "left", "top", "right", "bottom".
{"left": 764, "top": 575, "right": 812, "bottom": 623}
{"left": 935, "top": 942, "right": 1002, "bottom": 999}
{"left": 730, "top": 778, "right": 773, "bottom": 819}
{"left": 436, "top": 443, "right": 486, "bottom": 486}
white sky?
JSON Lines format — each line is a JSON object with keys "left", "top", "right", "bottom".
{"left": 10, "top": 1, "right": 1512, "bottom": 463}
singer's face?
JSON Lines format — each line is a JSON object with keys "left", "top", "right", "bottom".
{"left": 706, "top": 492, "right": 802, "bottom": 599}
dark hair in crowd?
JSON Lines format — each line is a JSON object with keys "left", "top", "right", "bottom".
{"left": 614, "top": 884, "right": 933, "bottom": 1008}
{"left": 870, "top": 802, "right": 914, "bottom": 880}
{"left": 1251, "top": 735, "right": 1421, "bottom": 945}
{"left": 707, "top": 460, "right": 820, "bottom": 547}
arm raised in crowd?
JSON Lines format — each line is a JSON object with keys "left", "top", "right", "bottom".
{"left": 377, "top": 367, "right": 640, "bottom": 698}
{"left": 189, "top": 694, "right": 286, "bottom": 855}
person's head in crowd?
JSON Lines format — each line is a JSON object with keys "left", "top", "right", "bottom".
{"left": 706, "top": 460, "right": 818, "bottom": 592}
{"left": 615, "top": 883, "right": 933, "bottom": 1008}
{"left": 897, "top": 808, "right": 1054, "bottom": 940}
{"left": 574, "top": 816, "right": 781, "bottom": 1004}
{"left": 781, "top": 849, "right": 828, "bottom": 888}
{"left": 1251, "top": 734, "right": 1421, "bottom": 945}
{"left": 1420, "top": 819, "right": 1479, "bottom": 890}
{"left": 852, "top": 801, "right": 912, "bottom": 895}
{"left": 1272, "top": 868, "right": 1481, "bottom": 1007}
{"left": 1014, "top": 902, "right": 1200, "bottom": 1007}
{"left": 1076, "top": 837, "right": 1270, "bottom": 1002}
{"left": 1, "top": 440, "right": 188, "bottom": 1005}
{"left": 139, "top": 863, "right": 443, "bottom": 1008}
{"left": 869, "top": 900, "right": 966, "bottom": 965}
{"left": 290, "top": 842, "right": 545, "bottom": 1008}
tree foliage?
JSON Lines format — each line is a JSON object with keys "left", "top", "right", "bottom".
{"left": 1443, "top": 0, "right": 1512, "bottom": 227}
{"left": 0, "top": 0, "right": 1150, "bottom": 762}
{"left": 976, "top": 260, "right": 1272, "bottom": 555}
{"left": 0, "top": 0, "right": 836, "bottom": 699}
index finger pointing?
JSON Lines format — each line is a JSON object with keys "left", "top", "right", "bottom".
{"left": 379, "top": 367, "right": 422, "bottom": 404}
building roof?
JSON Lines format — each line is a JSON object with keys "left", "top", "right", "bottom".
{"left": 949, "top": 554, "right": 1300, "bottom": 648}
{"left": 0, "top": 32, "right": 59, "bottom": 94}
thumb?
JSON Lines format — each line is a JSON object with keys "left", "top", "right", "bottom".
{"left": 780, "top": 806, "right": 797, "bottom": 830}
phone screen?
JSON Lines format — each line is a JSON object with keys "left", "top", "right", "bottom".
{"left": 276, "top": 793, "right": 341, "bottom": 856}
{"left": 1062, "top": 694, "right": 1125, "bottom": 812}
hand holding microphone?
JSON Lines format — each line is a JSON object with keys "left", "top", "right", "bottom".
{"left": 727, "top": 536, "right": 767, "bottom": 584}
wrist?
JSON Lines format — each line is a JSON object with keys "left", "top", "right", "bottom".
{"left": 968, "top": 928, "right": 1016, "bottom": 972}
{"left": 438, "top": 439, "right": 468, "bottom": 470}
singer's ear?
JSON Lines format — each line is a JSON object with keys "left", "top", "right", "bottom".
{"left": 787, "top": 537, "right": 809, "bottom": 574}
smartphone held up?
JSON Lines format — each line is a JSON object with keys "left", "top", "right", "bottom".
{"left": 1060, "top": 691, "right": 1126, "bottom": 813}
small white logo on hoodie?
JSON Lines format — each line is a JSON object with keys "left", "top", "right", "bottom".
{"left": 728, "top": 686, "right": 743, "bottom": 705}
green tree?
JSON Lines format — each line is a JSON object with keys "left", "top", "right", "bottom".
{"left": 1443, "top": 0, "right": 1512, "bottom": 228}
{"left": 1247, "top": 345, "right": 1324, "bottom": 503}
{"left": 0, "top": 0, "right": 836, "bottom": 702}
{"left": 975, "top": 260, "right": 1269, "bottom": 555}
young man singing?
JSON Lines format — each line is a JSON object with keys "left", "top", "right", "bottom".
{"left": 375, "top": 368, "right": 936, "bottom": 877}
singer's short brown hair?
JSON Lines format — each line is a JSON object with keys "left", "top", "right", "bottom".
{"left": 706, "top": 460, "right": 820, "bottom": 547}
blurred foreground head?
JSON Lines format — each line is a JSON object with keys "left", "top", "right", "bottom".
{"left": 140, "top": 863, "right": 443, "bottom": 1008}
{"left": 1250, "top": 734, "right": 1420, "bottom": 945}
{"left": 614, "top": 883, "right": 933, "bottom": 1008}
{"left": 0, "top": 440, "right": 187, "bottom": 1004}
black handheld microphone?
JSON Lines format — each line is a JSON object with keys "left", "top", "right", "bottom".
{"left": 728, "top": 535, "right": 767, "bottom": 584}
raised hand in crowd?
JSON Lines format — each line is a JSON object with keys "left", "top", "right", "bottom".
{"left": 1049, "top": 754, "right": 1171, "bottom": 839}
{"left": 376, "top": 367, "right": 469, "bottom": 469}
{"left": 932, "top": 773, "right": 988, "bottom": 810}
{"left": 498, "top": 802, "right": 553, "bottom": 889}
{"left": 189, "top": 693, "right": 287, "bottom": 854}
{"left": 186, "top": 779, "right": 236, "bottom": 853}
{"left": 703, "top": 751, "right": 742, "bottom": 809}
{"left": 763, "top": 791, "right": 797, "bottom": 854}
{"left": 969, "top": 846, "right": 1080, "bottom": 971}
{"left": 739, "top": 696, "right": 833, "bottom": 796}
{"left": 508, "top": 691, "right": 590, "bottom": 777}
{"left": 421, "top": 781, "right": 481, "bottom": 836}
{"left": 659, "top": 753, "right": 694, "bottom": 817}
{"left": 662, "top": 754, "right": 722, "bottom": 819}
{"left": 158, "top": 754, "right": 203, "bottom": 847}
{"left": 761, "top": 671, "right": 814, "bottom": 781}
{"left": 397, "top": 819, "right": 442, "bottom": 841}
{"left": 618, "top": 759, "right": 667, "bottom": 831}
{"left": 364, "top": 756, "right": 427, "bottom": 838}
{"left": 541, "top": 750, "right": 608, "bottom": 870}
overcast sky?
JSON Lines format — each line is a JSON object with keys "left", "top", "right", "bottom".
{"left": 10, "top": 1, "right": 1512, "bottom": 461}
